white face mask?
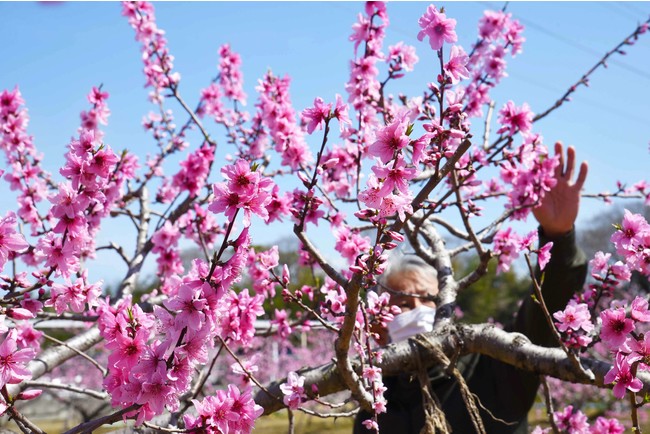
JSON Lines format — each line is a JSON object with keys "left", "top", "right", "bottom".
{"left": 387, "top": 305, "right": 436, "bottom": 343}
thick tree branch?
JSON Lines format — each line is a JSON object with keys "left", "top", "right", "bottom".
{"left": 255, "top": 323, "right": 642, "bottom": 415}
{"left": 8, "top": 327, "right": 102, "bottom": 396}
{"left": 41, "top": 332, "right": 107, "bottom": 377}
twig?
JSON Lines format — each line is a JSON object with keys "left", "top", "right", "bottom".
{"left": 631, "top": 391, "right": 642, "bottom": 433}
{"left": 23, "top": 381, "right": 108, "bottom": 400}
{"left": 177, "top": 342, "right": 225, "bottom": 415}
{"left": 219, "top": 337, "right": 282, "bottom": 404}
{"left": 583, "top": 192, "right": 646, "bottom": 201}
{"left": 455, "top": 251, "right": 492, "bottom": 292}
{"left": 428, "top": 216, "right": 469, "bottom": 240}
{"left": 207, "top": 209, "right": 239, "bottom": 281}
{"left": 62, "top": 403, "right": 139, "bottom": 434}
{"left": 450, "top": 170, "right": 485, "bottom": 255}
{"left": 95, "top": 242, "right": 131, "bottom": 264}
{"left": 143, "top": 422, "right": 189, "bottom": 433}
{"left": 482, "top": 101, "right": 495, "bottom": 150}
{"left": 195, "top": 217, "right": 211, "bottom": 262}
{"left": 297, "top": 406, "right": 359, "bottom": 418}
{"left": 35, "top": 312, "right": 99, "bottom": 322}
{"left": 288, "top": 408, "right": 295, "bottom": 434}
{"left": 404, "top": 139, "right": 472, "bottom": 229}
{"left": 523, "top": 254, "right": 594, "bottom": 381}
{"left": 41, "top": 332, "right": 107, "bottom": 377}
{"left": 9, "top": 411, "right": 44, "bottom": 434}
{"left": 293, "top": 228, "right": 348, "bottom": 288}
{"left": 533, "top": 17, "right": 650, "bottom": 124}
{"left": 297, "top": 118, "right": 332, "bottom": 232}
{"left": 540, "top": 376, "right": 560, "bottom": 434}
{"left": 170, "top": 85, "right": 217, "bottom": 149}
{"left": 270, "top": 269, "right": 340, "bottom": 333}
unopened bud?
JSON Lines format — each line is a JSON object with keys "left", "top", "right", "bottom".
{"left": 354, "top": 209, "right": 376, "bottom": 219}
{"left": 321, "top": 157, "right": 339, "bottom": 169}
{"left": 297, "top": 171, "right": 310, "bottom": 186}
{"left": 16, "top": 390, "right": 42, "bottom": 401}
{"left": 385, "top": 230, "right": 404, "bottom": 242}
{"left": 8, "top": 308, "right": 33, "bottom": 320}
{"left": 282, "top": 264, "right": 291, "bottom": 285}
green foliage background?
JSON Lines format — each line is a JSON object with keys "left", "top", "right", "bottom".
{"left": 454, "top": 256, "right": 530, "bottom": 325}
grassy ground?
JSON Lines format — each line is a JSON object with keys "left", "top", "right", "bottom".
{"left": 1, "top": 420, "right": 117, "bottom": 433}
{"left": 1, "top": 411, "right": 354, "bottom": 433}
{"left": 4, "top": 409, "right": 648, "bottom": 433}
{"left": 254, "top": 411, "right": 354, "bottom": 434}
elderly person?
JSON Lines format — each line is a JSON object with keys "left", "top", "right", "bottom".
{"left": 354, "top": 143, "right": 589, "bottom": 433}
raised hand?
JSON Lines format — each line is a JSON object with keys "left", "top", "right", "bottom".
{"left": 533, "top": 142, "right": 589, "bottom": 238}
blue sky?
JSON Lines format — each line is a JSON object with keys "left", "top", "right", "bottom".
{"left": 1, "top": 2, "right": 650, "bottom": 285}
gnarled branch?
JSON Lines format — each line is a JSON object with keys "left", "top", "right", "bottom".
{"left": 255, "top": 323, "right": 640, "bottom": 415}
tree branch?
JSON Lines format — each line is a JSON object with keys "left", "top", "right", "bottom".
{"left": 255, "top": 323, "right": 643, "bottom": 415}
{"left": 8, "top": 327, "right": 103, "bottom": 396}
{"left": 23, "top": 381, "right": 108, "bottom": 400}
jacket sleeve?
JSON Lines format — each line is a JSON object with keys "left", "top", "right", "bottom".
{"left": 512, "top": 227, "right": 588, "bottom": 347}
{"left": 449, "top": 227, "right": 589, "bottom": 433}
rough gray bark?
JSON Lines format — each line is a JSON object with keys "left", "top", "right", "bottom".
{"left": 8, "top": 327, "right": 102, "bottom": 396}
{"left": 255, "top": 323, "right": 646, "bottom": 415}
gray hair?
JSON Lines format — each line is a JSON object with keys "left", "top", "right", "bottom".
{"left": 378, "top": 254, "right": 438, "bottom": 294}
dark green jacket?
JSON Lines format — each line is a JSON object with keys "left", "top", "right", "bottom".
{"left": 354, "top": 229, "right": 588, "bottom": 434}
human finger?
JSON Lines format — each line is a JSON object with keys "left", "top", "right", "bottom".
{"left": 565, "top": 145, "right": 576, "bottom": 180}
{"left": 574, "top": 161, "right": 588, "bottom": 189}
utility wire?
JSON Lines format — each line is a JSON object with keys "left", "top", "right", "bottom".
{"left": 601, "top": 2, "right": 644, "bottom": 21}
{"left": 329, "top": 2, "right": 649, "bottom": 126}
{"left": 618, "top": 2, "right": 650, "bottom": 17}
{"left": 478, "top": 1, "right": 650, "bottom": 82}
{"left": 509, "top": 73, "right": 649, "bottom": 125}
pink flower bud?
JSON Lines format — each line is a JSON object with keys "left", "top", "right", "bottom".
{"left": 8, "top": 307, "right": 33, "bottom": 320}
{"left": 385, "top": 230, "right": 405, "bottom": 242}
{"left": 16, "top": 389, "right": 42, "bottom": 401}
{"left": 282, "top": 264, "right": 291, "bottom": 285}
{"left": 321, "top": 157, "right": 339, "bottom": 169}
{"left": 354, "top": 209, "right": 376, "bottom": 219}
{"left": 297, "top": 171, "right": 310, "bottom": 186}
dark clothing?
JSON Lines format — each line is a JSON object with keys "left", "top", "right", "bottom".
{"left": 354, "top": 229, "right": 588, "bottom": 434}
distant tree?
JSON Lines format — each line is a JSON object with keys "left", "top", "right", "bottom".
{"left": 454, "top": 256, "right": 530, "bottom": 325}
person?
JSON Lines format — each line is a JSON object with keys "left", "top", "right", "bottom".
{"left": 354, "top": 143, "right": 589, "bottom": 433}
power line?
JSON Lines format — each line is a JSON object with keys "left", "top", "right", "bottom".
{"left": 510, "top": 11, "right": 650, "bottom": 82}
{"left": 328, "top": 1, "right": 649, "bottom": 125}
{"left": 617, "top": 2, "right": 650, "bottom": 17}
{"left": 601, "top": 2, "right": 644, "bottom": 21}
{"left": 509, "top": 73, "right": 649, "bottom": 125}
